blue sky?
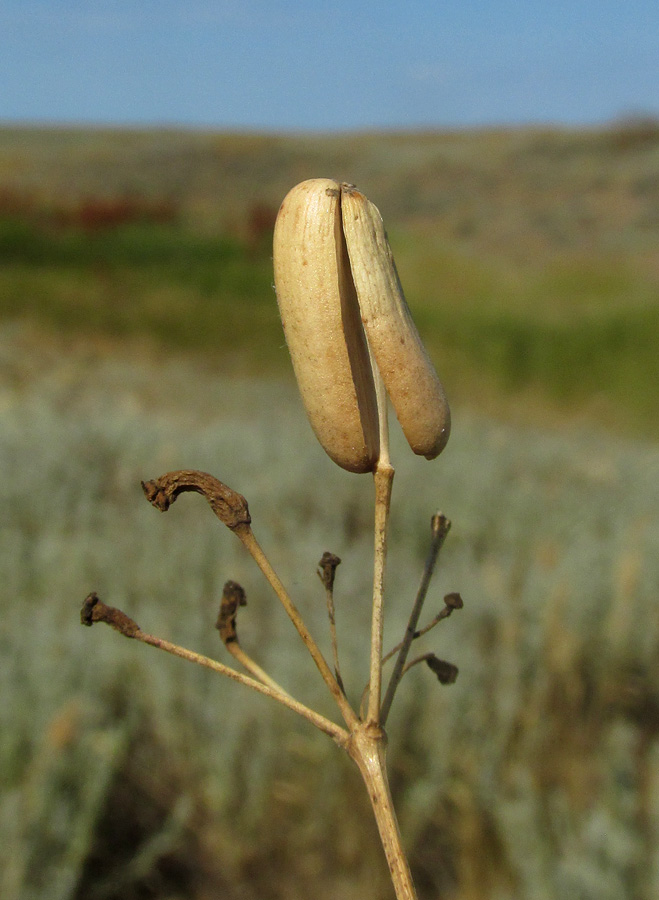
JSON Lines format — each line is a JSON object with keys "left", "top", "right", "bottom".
{"left": 1, "top": 0, "right": 658, "bottom": 130}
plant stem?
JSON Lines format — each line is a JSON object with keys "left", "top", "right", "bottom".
{"left": 367, "top": 459, "right": 394, "bottom": 725}
{"left": 136, "top": 628, "right": 349, "bottom": 744}
{"left": 380, "top": 512, "right": 450, "bottom": 726}
{"left": 323, "top": 578, "right": 345, "bottom": 693}
{"left": 235, "top": 524, "right": 360, "bottom": 730}
{"left": 224, "top": 640, "right": 293, "bottom": 698}
{"left": 81, "top": 591, "right": 348, "bottom": 743}
{"left": 348, "top": 724, "right": 418, "bottom": 900}
{"left": 217, "top": 580, "right": 293, "bottom": 697}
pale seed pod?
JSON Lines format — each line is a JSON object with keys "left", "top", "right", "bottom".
{"left": 273, "top": 178, "right": 380, "bottom": 473}
{"left": 341, "top": 185, "right": 450, "bottom": 459}
{"left": 273, "top": 178, "right": 450, "bottom": 470}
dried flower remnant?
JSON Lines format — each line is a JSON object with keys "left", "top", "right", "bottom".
{"left": 425, "top": 654, "right": 459, "bottom": 685}
{"left": 318, "top": 551, "right": 345, "bottom": 691}
{"left": 141, "top": 470, "right": 250, "bottom": 530}
{"left": 216, "top": 580, "right": 291, "bottom": 697}
{"left": 216, "top": 580, "right": 247, "bottom": 645}
{"left": 273, "top": 178, "right": 450, "bottom": 472}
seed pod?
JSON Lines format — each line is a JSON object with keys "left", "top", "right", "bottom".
{"left": 273, "top": 178, "right": 450, "bottom": 471}
{"left": 273, "top": 179, "right": 380, "bottom": 473}
{"left": 341, "top": 185, "right": 450, "bottom": 459}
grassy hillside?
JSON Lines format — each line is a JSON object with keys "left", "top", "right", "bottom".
{"left": 2, "top": 123, "right": 658, "bottom": 250}
{"left": 1, "top": 123, "right": 658, "bottom": 438}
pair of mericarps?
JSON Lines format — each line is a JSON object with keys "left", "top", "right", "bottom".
{"left": 273, "top": 178, "right": 451, "bottom": 473}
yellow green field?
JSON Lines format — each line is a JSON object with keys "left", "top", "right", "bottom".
{"left": 1, "top": 122, "right": 658, "bottom": 437}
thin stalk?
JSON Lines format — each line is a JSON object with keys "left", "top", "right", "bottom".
{"left": 138, "top": 631, "right": 348, "bottom": 743}
{"left": 382, "top": 607, "right": 449, "bottom": 665}
{"left": 380, "top": 513, "right": 450, "bottom": 726}
{"left": 348, "top": 725, "right": 418, "bottom": 900}
{"left": 365, "top": 363, "right": 394, "bottom": 726}
{"left": 235, "top": 524, "right": 360, "bottom": 730}
{"left": 224, "top": 640, "right": 293, "bottom": 699}
{"left": 81, "top": 594, "right": 348, "bottom": 744}
{"left": 217, "top": 580, "right": 293, "bottom": 698}
{"left": 367, "top": 459, "right": 394, "bottom": 725}
{"left": 323, "top": 579, "right": 345, "bottom": 692}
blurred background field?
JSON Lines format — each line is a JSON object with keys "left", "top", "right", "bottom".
{"left": 2, "top": 122, "right": 658, "bottom": 436}
{"left": 1, "top": 123, "right": 659, "bottom": 900}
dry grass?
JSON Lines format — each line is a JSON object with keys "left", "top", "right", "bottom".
{"left": 1, "top": 326, "right": 658, "bottom": 899}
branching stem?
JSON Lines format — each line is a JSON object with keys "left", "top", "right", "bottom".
{"left": 88, "top": 465, "right": 457, "bottom": 900}
{"left": 380, "top": 512, "right": 450, "bottom": 726}
{"left": 235, "top": 524, "right": 360, "bottom": 730}
{"left": 141, "top": 470, "right": 359, "bottom": 731}
{"left": 348, "top": 725, "right": 417, "bottom": 900}
{"left": 81, "top": 594, "right": 348, "bottom": 745}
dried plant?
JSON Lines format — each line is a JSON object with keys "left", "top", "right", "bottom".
{"left": 81, "top": 179, "right": 463, "bottom": 900}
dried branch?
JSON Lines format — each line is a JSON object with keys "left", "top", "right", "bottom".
{"left": 401, "top": 652, "right": 459, "bottom": 685}
{"left": 382, "top": 592, "right": 464, "bottom": 664}
{"left": 81, "top": 593, "right": 348, "bottom": 745}
{"left": 380, "top": 512, "right": 451, "bottom": 726}
{"left": 216, "top": 581, "right": 291, "bottom": 697}
{"left": 141, "top": 470, "right": 359, "bottom": 729}
{"left": 317, "top": 552, "right": 344, "bottom": 693}
{"left": 142, "top": 470, "right": 250, "bottom": 529}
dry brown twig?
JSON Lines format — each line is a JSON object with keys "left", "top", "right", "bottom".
{"left": 81, "top": 179, "right": 463, "bottom": 900}
{"left": 317, "top": 551, "right": 345, "bottom": 692}
{"left": 216, "top": 579, "right": 292, "bottom": 697}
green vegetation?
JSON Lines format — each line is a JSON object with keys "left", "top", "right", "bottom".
{"left": 398, "top": 233, "right": 659, "bottom": 434}
{"left": 0, "top": 218, "right": 279, "bottom": 365}
{"left": 2, "top": 331, "right": 658, "bottom": 899}
{"left": 1, "top": 123, "right": 658, "bottom": 437}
